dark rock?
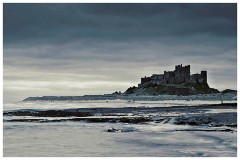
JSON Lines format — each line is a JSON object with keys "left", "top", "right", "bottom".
{"left": 208, "top": 124, "right": 224, "bottom": 127}
{"left": 125, "top": 81, "right": 220, "bottom": 96}
{"left": 209, "top": 103, "right": 237, "bottom": 107}
{"left": 6, "top": 118, "right": 68, "bottom": 123}
{"left": 119, "top": 117, "right": 151, "bottom": 124}
{"left": 175, "top": 128, "right": 235, "bottom": 132}
{"left": 4, "top": 110, "right": 93, "bottom": 117}
{"left": 225, "top": 124, "right": 237, "bottom": 128}
{"left": 107, "top": 128, "right": 121, "bottom": 132}
{"left": 175, "top": 121, "right": 187, "bottom": 125}
{"left": 188, "top": 121, "right": 198, "bottom": 125}
{"left": 73, "top": 117, "right": 152, "bottom": 124}
{"left": 174, "top": 116, "right": 213, "bottom": 126}
{"left": 125, "top": 86, "right": 137, "bottom": 94}
{"left": 221, "top": 89, "right": 237, "bottom": 94}
{"left": 107, "top": 128, "right": 135, "bottom": 133}
{"left": 85, "top": 118, "right": 117, "bottom": 123}
{"left": 155, "top": 118, "right": 165, "bottom": 123}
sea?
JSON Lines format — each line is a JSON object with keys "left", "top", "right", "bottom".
{"left": 3, "top": 99, "right": 237, "bottom": 157}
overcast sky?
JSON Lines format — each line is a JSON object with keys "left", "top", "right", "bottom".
{"left": 3, "top": 3, "right": 237, "bottom": 103}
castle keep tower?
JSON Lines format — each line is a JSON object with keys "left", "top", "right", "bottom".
{"left": 174, "top": 64, "right": 190, "bottom": 84}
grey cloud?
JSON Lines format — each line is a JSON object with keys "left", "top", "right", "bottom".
{"left": 4, "top": 32, "right": 236, "bottom": 67}
{"left": 3, "top": 3, "right": 237, "bottom": 46}
{"left": 3, "top": 3, "right": 237, "bottom": 103}
{"left": 4, "top": 39, "right": 236, "bottom": 81}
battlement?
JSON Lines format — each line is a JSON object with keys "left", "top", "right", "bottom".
{"left": 140, "top": 64, "right": 207, "bottom": 86}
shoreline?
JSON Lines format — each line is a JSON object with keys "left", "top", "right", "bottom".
{"left": 22, "top": 92, "right": 237, "bottom": 102}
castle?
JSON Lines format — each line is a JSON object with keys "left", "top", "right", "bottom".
{"left": 139, "top": 64, "right": 207, "bottom": 86}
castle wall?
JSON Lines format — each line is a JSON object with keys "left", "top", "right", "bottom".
{"left": 165, "top": 71, "right": 175, "bottom": 84}
{"left": 141, "top": 76, "right": 151, "bottom": 84}
{"left": 190, "top": 71, "right": 207, "bottom": 84}
{"left": 151, "top": 74, "right": 164, "bottom": 84}
{"left": 139, "top": 65, "right": 207, "bottom": 86}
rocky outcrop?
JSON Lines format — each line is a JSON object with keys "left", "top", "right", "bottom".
{"left": 125, "top": 82, "right": 219, "bottom": 96}
{"left": 221, "top": 89, "right": 237, "bottom": 94}
{"left": 4, "top": 110, "right": 93, "bottom": 117}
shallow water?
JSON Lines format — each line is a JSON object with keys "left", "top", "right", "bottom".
{"left": 3, "top": 99, "right": 236, "bottom": 111}
{"left": 3, "top": 100, "right": 237, "bottom": 157}
{"left": 3, "top": 121, "right": 237, "bottom": 157}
